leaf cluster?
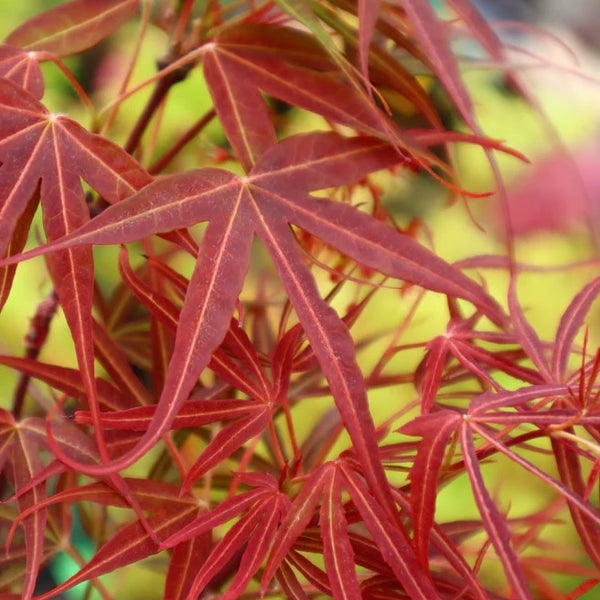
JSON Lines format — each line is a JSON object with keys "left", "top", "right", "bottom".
{"left": 0, "top": 1, "right": 599, "bottom": 599}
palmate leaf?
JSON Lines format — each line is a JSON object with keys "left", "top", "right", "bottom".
{"left": 0, "top": 76, "right": 150, "bottom": 428}
{"left": 158, "top": 475, "right": 284, "bottom": 599}
{"left": 0, "top": 76, "right": 155, "bottom": 537}
{"left": 7, "top": 479, "right": 205, "bottom": 600}
{"left": 0, "top": 132, "right": 504, "bottom": 518}
{"left": 262, "top": 462, "right": 440, "bottom": 599}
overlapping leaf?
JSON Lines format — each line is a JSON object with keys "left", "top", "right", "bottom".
{"left": 0, "top": 132, "right": 506, "bottom": 525}
{"left": 27, "top": 480, "right": 201, "bottom": 600}
{"left": 203, "top": 22, "right": 395, "bottom": 170}
{"left": 0, "top": 76, "right": 151, "bottom": 438}
{"left": 0, "top": 133, "right": 505, "bottom": 515}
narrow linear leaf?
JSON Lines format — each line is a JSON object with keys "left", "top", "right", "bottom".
{"left": 165, "top": 531, "right": 212, "bottom": 600}
{"left": 451, "top": 340, "right": 544, "bottom": 385}
{"left": 220, "top": 497, "right": 286, "bottom": 600}
{"left": 0, "top": 409, "right": 15, "bottom": 470}
{"left": 447, "top": 0, "right": 525, "bottom": 95}
{"left": 340, "top": 463, "right": 442, "bottom": 600}
{"left": 0, "top": 356, "right": 129, "bottom": 412}
{"left": 271, "top": 325, "right": 301, "bottom": 401}
{"left": 287, "top": 549, "right": 332, "bottom": 595}
{"left": 75, "top": 399, "right": 259, "bottom": 430}
{"left": 160, "top": 487, "right": 271, "bottom": 550}
{"left": 118, "top": 248, "right": 265, "bottom": 400}
{"left": 222, "top": 323, "right": 271, "bottom": 400}
{"left": 415, "top": 336, "right": 449, "bottom": 414}
{"left": 181, "top": 406, "right": 271, "bottom": 491}
{"left": 184, "top": 500, "right": 267, "bottom": 600}
{"left": 553, "top": 276, "right": 600, "bottom": 381}
{"left": 398, "top": 0, "right": 474, "bottom": 128}
{"left": 217, "top": 45, "right": 386, "bottom": 137}
{"left": 204, "top": 50, "right": 277, "bottom": 172}
{"left": 400, "top": 410, "right": 461, "bottom": 569}
{"left": 358, "top": 0, "right": 381, "bottom": 84}
{"left": 468, "top": 384, "right": 570, "bottom": 415}
{"left": 392, "top": 488, "right": 489, "bottom": 600}
{"left": 252, "top": 132, "right": 401, "bottom": 192}
{"left": 35, "top": 504, "right": 198, "bottom": 600}
{"left": 459, "top": 421, "right": 532, "bottom": 599}
{"left": 257, "top": 187, "right": 505, "bottom": 326}
{"left": 254, "top": 212, "right": 395, "bottom": 516}
{"left": 275, "top": 559, "right": 310, "bottom": 600}
{"left": 8, "top": 432, "right": 46, "bottom": 600}
{"left": 261, "top": 463, "right": 332, "bottom": 591}
{"left": 471, "top": 410, "right": 600, "bottom": 426}
{"left": 0, "top": 193, "right": 38, "bottom": 313}
{"left": 92, "top": 319, "right": 153, "bottom": 407}
{"left": 508, "top": 279, "right": 552, "bottom": 381}
{"left": 552, "top": 436, "right": 600, "bottom": 569}
{"left": 472, "top": 422, "right": 600, "bottom": 532}
{"left": 21, "top": 416, "right": 100, "bottom": 467}
{"left": 320, "top": 468, "right": 362, "bottom": 600}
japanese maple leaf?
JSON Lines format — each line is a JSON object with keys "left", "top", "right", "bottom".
{"left": 7, "top": 478, "right": 203, "bottom": 600}
{"left": 0, "top": 76, "right": 153, "bottom": 530}
{"left": 76, "top": 255, "right": 301, "bottom": 492}
{"left": 261, "top": 461, "right": 442, "bottom": 599}
{"left": 159, "top": 472, "right": 289, "bottom": 600}
{"left": 0, "top": 131, "right": 505, "bottom": 518}
{"left": 202, "top": 23, "right": 392, "bottom": 172}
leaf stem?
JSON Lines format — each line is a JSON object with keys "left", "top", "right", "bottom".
{"left": 124, "top": 58, "right": 192, "bottom": 156}
{"left": 148, "top": 109, "right": 216, "bottom": 174}
{"left": 12, "top": 289, "right": 59, "bottom": 420}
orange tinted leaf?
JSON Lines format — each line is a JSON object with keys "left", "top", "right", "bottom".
{"left": 165, "top": 532, "right": 212, "bottom": 600}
